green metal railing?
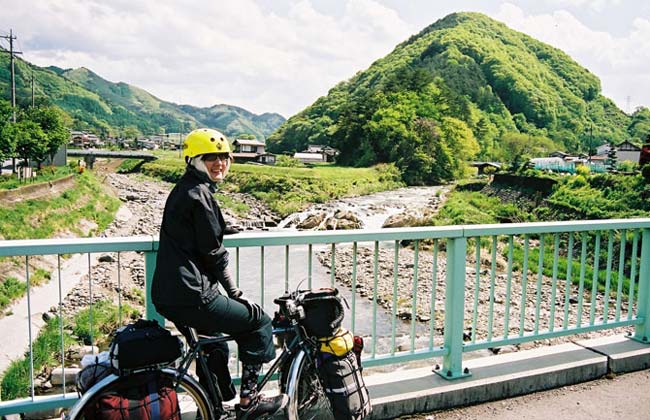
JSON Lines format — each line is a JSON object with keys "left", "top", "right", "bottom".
{"left": 0, "top": 218, "right": 649, "bottom": 415}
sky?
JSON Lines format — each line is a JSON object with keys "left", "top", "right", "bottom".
{"left": 0, "top": 0, "right": 649, "bottom": 118}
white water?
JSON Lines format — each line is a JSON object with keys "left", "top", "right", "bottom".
{"left": 278, "top": 186, "right": 444, "bottom": 230}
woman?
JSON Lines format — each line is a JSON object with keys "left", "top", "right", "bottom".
{"left": 151, "top": 128, "right": 287, "bottom": 420}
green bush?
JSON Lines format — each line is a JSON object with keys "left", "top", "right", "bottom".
{"left": 275, "top": 155, "right": 305, "bottom": 167}
{"left": 642, "top": 164, "right": 650, "bottom": 183}
{"left": 0, "top": 277, "right": 26, "bottom": 311}
{"left": 116, "top": 158, "right": 144, "bottom": 173}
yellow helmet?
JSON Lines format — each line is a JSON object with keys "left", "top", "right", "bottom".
{"left": 182, "top": 128, "right": 232, "bottom": 159}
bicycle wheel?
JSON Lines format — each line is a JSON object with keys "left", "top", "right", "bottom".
{"left": 66, "top": 369, "right": 216, "bottom": 420}
{"left": 282, "top": 349, "right": 335, "bottom": 420}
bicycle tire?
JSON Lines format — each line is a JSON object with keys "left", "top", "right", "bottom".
{"left": 282, "top": 349, "right": 335, "bottom": 420}
{"left": 66, "top": 369, "right": 216, "bottom": 420}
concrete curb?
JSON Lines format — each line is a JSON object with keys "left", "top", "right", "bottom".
{"left": 365, "top": 335, "right": 650, "bottom": 419}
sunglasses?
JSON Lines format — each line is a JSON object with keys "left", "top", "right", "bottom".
{"left": 202, "top": 153, "right": 231, "bottom": 162}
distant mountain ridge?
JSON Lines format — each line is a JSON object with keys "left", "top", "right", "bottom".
{"left": 0, "top": 57, "right": 285, "bottom": 140}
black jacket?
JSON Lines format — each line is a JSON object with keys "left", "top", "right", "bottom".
{"left": 152, "top": 165, "right": 235, "bottom": 306}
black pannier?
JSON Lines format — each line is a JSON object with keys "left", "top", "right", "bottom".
{"left": 109, "top": 319, "right": 183, "bottom": 374}
{"left": 317, "top": 351, "right": 372, "bottom": 420}
{"left": 77, "top": 357, "right": 114, "bottom": 395}
{"left": 300, "top": 288, "right": 345, "bottom": 338}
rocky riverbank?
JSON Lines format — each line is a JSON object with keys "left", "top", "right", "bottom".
{"left": 317, "top": 242, "right": 634, "bottom": 353}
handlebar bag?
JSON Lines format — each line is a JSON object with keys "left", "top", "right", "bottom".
{"left": 317, "top": 351, "right": 372, "bottom": 420}
{"left": 300, "top": 288, "right": 345, "bottom": 337}
{"left": 109, "top": 319, "right": 183, "bottom": 375}
{"left": 83, "top": 372, "right": 180, "bottom": 420}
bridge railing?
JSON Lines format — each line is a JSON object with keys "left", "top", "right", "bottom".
{"left": 0, "top": 218, "right": 649, "bottom": 415}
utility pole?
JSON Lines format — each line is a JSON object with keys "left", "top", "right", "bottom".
{"left": 178, "top": 121, "right": 184, "bottom": 159}
{"left": 0, "top": 29, "right": 23, "bottom": 122}
{"left": 588, "top": 124, "right": 593, "bottom": 163}
{"left": 1, "top": 29, "right": 23, "bottom": 174}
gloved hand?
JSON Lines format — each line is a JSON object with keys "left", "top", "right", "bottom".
{"left": 228, "top": 287, "right": 243, "bottom": 299}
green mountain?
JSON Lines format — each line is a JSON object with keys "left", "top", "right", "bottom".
{"left": 0, "top": 56, "right": 284, "bottom": 140}
{"left": 268, "top": 12, "right": 641, "bottom": 184}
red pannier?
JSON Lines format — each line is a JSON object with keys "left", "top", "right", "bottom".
{"left": 83, "top": 372, "right": 180, "bottom": 420}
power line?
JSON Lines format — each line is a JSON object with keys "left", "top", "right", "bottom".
{"left": 0, "top": 29, "right": 23, "bottom": 122}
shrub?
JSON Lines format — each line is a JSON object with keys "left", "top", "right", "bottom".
{"left": 275, "top": 155, "right": 305, "bottom": 167}
{"left": 575, "top": 165, "right": 590, "bottom": 177}
{"left": 642, "top": 164, "right": 650, "bottom": 183}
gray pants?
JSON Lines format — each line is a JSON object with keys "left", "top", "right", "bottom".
{"left": 156, "top": 293, "right": 276, "bottom": 365}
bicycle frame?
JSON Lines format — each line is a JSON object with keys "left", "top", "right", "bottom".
{"left": 175, "top": 320, "right": 318, "bottom": 417}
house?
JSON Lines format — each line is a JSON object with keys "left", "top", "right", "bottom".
{"left": 615, "top": 140, "right": 641, "bottom": 164}
{"left": 640, "top": 144, "right": 650, "bottom": 166}
{"left": 470, "top": 161, "right": 501, "bottom": 175}
{"left": 549, "top": 151, "right": 569, "bottom": 159}
{"left": 595, "top": 143, "right": 612, "bottom": 156}
{"left": 70, "top": 131, "right": 89, "bottom": 148}
{"left": 136, "top": 138, "right": 158, "bottom": 150}
{"left": 70, "top": 131, "right": 103, "bottom": 148}
{"left": 293, "top": 152, "right": 327, "bottom": 164}
{"left": 232, "top": 139, "right": 276, "bottom": 164}
{"left": 305, "top": 145, "right": 339, "bottom": 162}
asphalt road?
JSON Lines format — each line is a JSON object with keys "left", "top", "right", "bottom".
{"left": 399, "top": 368, "right": 650, "bottom": 420}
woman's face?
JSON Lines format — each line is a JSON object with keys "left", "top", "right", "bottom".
{"left": 202, "top": 153, "right": 231, "bottom": 182}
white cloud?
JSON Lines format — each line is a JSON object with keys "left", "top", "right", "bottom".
{"left": 545, "top": 0, "right": 623, "bottom": 13}
{"left": 0, "top": 0, "right": 647, "bottom": 117}
{"left": 495, "top": 3, "right": 650, "bottom": 113}
{"left": 0, "top": 0, "right": 413, "bottom": 117}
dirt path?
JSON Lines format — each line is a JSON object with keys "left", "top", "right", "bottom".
{"left": 400, "top": 369, "right": 650, "bottom": 420}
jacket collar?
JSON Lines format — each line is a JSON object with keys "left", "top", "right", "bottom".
{"left": 184, "top": 164, "right": 218, "bottom": 193}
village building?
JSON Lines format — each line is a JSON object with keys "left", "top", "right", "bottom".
{"left": 615, "top": 140, "right": 641, "bottom": 164}
{"left": 470, "top": 161, "right": 501, "bottom": 175}
{"left": 232, "top": 139, "right": 276, "bottom": 164}
{"left": 293, "top": 144, "right": 340, "bottom": 164}
{"left": 70, "top": 131, "right": 103, "bottom": 148}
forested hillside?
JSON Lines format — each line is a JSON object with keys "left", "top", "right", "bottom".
{"left": 268, "top": 12, "right": 647, "bottom": 184}
{"left": 0, "top": 56, "right": 284, "bottom": 139}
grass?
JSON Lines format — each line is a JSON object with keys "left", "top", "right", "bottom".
{"left": 0, "top": 277, "right": 26, "bottom": 312}
{"left": 73, "top": 300, "right": 140, "bottom": 348}
{"left": 138, "top": 159, "right": 405, "bottom": 217}
{"left": 0, "top": 166, "right": 74, "bottom": 190}
{"left": 214, "top": 192, "right": 250, "bottom": 217}
{"left": 0, "top": 171, "right": 121, "bottom": 239}
{"left": 427, "top": 191, "right": 530, "bottom": 226}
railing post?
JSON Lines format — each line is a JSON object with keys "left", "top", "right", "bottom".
{"left": 144, "top": 250, "right": 165, "bottom": 325}
{"left": 436, "top": 235, "right": 470, "bottom": 379}
{"left": 633, "top": 228, "right": 650, "bottom": 343}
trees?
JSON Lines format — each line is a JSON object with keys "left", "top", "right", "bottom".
{"left": 24, "top": 106, "right": 69, "bottom": 166}
{"left": 0, "top": 99, "right": 70, "bottom": 170}
{"left": 0, "top": 100, "right": 15, "bottom": 163}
